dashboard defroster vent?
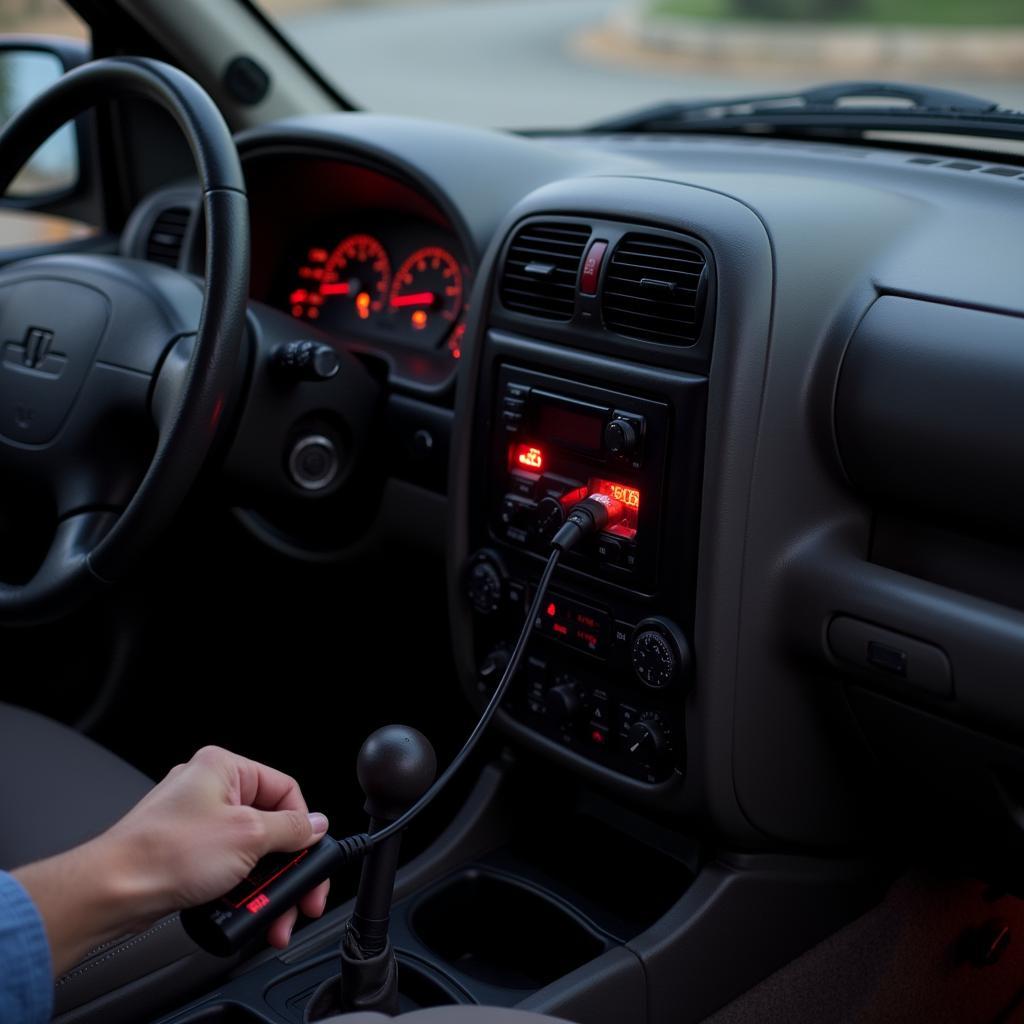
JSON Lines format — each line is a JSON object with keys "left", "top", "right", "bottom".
{"left": 602, "top": 234, "right": 708, "bottom": 345}
{"left": 145, "top": 206, "right": 191, "bottom": 267}
{"left": 500, "top": 222, "right": 591, "bottom": 321}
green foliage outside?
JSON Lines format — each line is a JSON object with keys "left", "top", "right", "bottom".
{"left": 650, "top": 0, "right": 1024, "bottom": 25}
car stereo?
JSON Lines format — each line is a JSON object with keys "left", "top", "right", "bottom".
{"left": 462, "top": 360, "right": 703, "bottom": 786}
{"left": 490, "top": 364, "right": 671, "bottom": 591}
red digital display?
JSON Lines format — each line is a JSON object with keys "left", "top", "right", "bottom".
{"left": 593, "top": 480, "right": 640, "bottom": 509}
{"left": 230, "top": 848, "right": 309, "bottom": 909}
{"left": 536, "top": 593, "right": 608, "bottom": 654}
{"left": 512, "top": 443, "right": 545, "bottom": 472}
{"left": 246, "top": 893, "right": 270, "bottom": 914}
{"left": 588, "top": 478, "right": 641, "bottom": 539}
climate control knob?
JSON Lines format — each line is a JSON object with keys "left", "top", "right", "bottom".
{"left": 631, "top": 618, "right": 691, "bottom": 689}
{"left": 466, "top": 551, "right": 506, "bottom": 616}
{"left": 478, "top": 647, "right": 509, "bottom": 692}
{"left": 545, "top": 681, "right": 581, "bottom": 724}
{"left": 625, "top": 718, "right": 669, "bottom": 771}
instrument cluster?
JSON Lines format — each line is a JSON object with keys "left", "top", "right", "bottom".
{"left": 278, "top": 219, "right": 468, "bottom": 356}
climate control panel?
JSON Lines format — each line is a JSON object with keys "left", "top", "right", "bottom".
{"left": 467, "top": 549, "right": 690, "bottom": 783}
{"left": 499, "top": 647, "right": 684, "bottom": 784}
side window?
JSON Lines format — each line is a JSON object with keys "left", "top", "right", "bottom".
{"left": 1, "top": 1, "right": 87, "bottom": 201}
{"left": 0, "top": 49, "right": 77, "bottom": 197}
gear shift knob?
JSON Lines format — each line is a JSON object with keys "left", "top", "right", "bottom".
{"left": 305, "top": 726, "right": 438, "bottom": 1021}
{"left": 356, "top": 725, "right": 437, "bottom": 823}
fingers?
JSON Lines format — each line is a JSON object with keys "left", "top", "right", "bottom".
{"left": 267, "top": 907, "right": 298, "bottom": 949}
{"left": 299, "top": 879, "right": 330, "bottom": 920}
{"left": 266, "top": 879, "right": 329, "bottom": 950}
{"left": 236, "top": 757, "right": 310, "bottom": 815}
{"left": 266, "top": 879, "right": 328, "bottom": 948}
{"left": 190, "top": 746, "right": 313, "bottom": 816}
{"left": 252, "top": 807, "right": 330, "bottom": 856}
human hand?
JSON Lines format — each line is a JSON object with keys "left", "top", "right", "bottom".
{"left": 99, "top": 745, "right": 331, "bottom": 948}
{"left": 15, "top": 746, "right": 330, "bottom": 974}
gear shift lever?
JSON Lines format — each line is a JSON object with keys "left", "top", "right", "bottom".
{"left": 306, "top": 725, "right": 437, "bottom": 1021}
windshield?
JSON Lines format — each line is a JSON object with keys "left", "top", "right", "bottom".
{"left": 259, "top": 0, "right": 1024, "bottom": 129}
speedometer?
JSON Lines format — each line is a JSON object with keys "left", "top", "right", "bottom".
{"left": 290, "top": 234, "right": 391, "bottom": 327}
{"left": 388, "top": 247, "right": 463, "bottom": 339}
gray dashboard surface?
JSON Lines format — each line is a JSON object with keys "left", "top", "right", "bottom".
{"left": 233, "top": 114, "right": 1024, "bottom": 848}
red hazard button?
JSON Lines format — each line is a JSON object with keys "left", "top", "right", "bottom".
{"left": 580, "top": 240, "right": 608, "bottom": 295}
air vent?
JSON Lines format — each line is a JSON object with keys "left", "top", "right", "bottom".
{"left": 602, "top": 234, "right": 707, "bottom": 345}
{"left": 500, "top": 222, "right": 591, "bottom": 321}
{"left": 145, "top": 206, "right": 191, "bottom": 267}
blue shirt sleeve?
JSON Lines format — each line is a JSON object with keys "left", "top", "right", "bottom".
{"left": 0, "top": 870, "right": 53, "bottom": 1024}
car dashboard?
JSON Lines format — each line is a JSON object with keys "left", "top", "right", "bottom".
{"left": 123, "top": 113, "right": 1024, "bottom": 862}
{"left": 245, "top": 157, "right": 470, "bottom": 357}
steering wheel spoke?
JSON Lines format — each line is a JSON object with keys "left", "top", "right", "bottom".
{"left": 0, "top": 509, "right": 119, "bottom": 624}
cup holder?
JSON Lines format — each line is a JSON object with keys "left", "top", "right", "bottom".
{"left": 410, "top": 868, "right": 609, "bottom": 991}
{"left": 164, "top": 1005, "right": 267, "bottom": 1024}
{"left": 397, "top": 958, "right": 466, "bottom": 1011}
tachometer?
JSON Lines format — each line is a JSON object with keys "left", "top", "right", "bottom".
{"left": 290, "top": 234, "right": 391, "bottom": 325}
{"left": 388, "top": 246, "right": 463, "bottom": 337}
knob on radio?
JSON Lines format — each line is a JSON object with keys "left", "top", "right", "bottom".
{"left": 545, "top": 678, "right": 581, "bottom": 724}
{"left": 631, "top": 617, "right": 691, "bottom": 690}
{"left": 604, "top": 417, "right": 638, "bottom": 459}
{"left": 534, "top": 496, "right": 565, "bottom": 542}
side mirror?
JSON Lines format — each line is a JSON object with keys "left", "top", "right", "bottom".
{"left": 0, "top": 37, "right": 88, "bottom": 201}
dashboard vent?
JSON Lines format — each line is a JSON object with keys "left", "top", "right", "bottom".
{"left": 145, "top": 206, "right": 191, "bottom": 267}
{"left": 602, "top": 234, "right": 707, "bottom": 345}
{"left": 500, "top": 222, "right": 591, "bottom": 321}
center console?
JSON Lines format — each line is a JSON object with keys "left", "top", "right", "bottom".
{"left": 458, "top": 215, "right": 712, "bottom": 806}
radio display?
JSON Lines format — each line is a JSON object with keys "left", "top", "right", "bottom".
{"left": 535, "top": 400, "right": 605, "bottom": 453}
{"left": 588, "top": 478, "right": 641, "bottom": 539}
{"left": 512, "top": 443, "right": 545, "bottom": 471}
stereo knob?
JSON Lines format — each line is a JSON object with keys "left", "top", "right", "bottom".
{"left": 545, "top": 681, "right": 581, "bottom": 724}
{"left": 604, "top": 418, "right": 638, "bottom": 458}
{"left": 626, "top": 718, "right": 669, "bottom": 771}
{"left": 466, "top": 552, "right": 505, "bottom": 616}
{"left": 534, "top": 496, "right": 565, "bottom": 542}
{"left": 631, "top": 618, "right": 691, "bottom": 690}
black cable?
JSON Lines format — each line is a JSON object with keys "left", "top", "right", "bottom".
{"left": 338, "top": 494, "right": 624, "bottom": 852}
{"left": 360, "top": 546, "right": 562, "bottom": 848}
{"left": 330, "top": 496, "right": 619, "bottom": 855}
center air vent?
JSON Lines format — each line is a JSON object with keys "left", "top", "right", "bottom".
{"left": 500, "top": 222, "right": 591, "bottom": 321}
{"left": 145, "top": 206, "right": 191, "bottom": 267}
{"left": 602, "top": 234, "right": 708, "bottom": 345}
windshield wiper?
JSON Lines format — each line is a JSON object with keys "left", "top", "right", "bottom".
{"left": 586, "top": 81, "right": 1024, "bottom": 141}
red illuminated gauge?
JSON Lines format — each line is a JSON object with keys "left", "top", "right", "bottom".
{"left": 290, "top": 234, "right": 391, "bottom": 323}
{"left": 388, "top": 247, "right": 463, "bottom": 335}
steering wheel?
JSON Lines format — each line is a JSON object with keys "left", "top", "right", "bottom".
{"left": 0, "top": 57, "right": 248, "bottom": 625}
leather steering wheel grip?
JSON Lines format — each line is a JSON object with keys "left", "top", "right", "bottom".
{"left": 0, "top": 57, "right": 248, "bottom": 622}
